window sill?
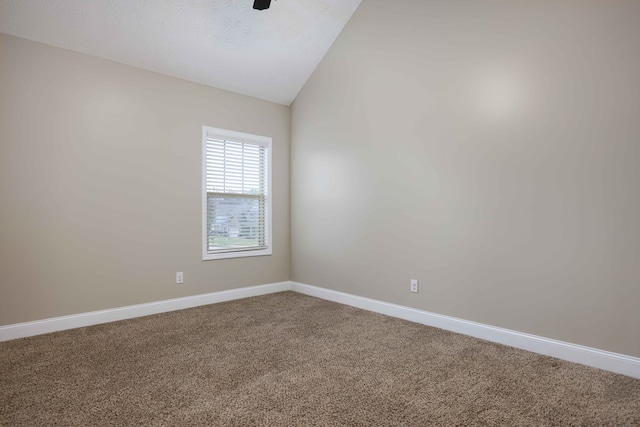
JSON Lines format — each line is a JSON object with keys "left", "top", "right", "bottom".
{"left": 202, "top": 248, "right": 272, "bottom": 261}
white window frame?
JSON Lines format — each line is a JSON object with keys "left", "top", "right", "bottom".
{"left": 202, "top": 126, "right": 273, "bottom": 260}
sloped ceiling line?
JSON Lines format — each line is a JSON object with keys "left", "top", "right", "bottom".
{"left": 0, "top": 0, "right": 362, "bottom": 105}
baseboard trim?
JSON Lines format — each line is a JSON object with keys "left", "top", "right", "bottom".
{"left": 290, "top": 282, "right": 640, "bottom": 379}
{"left": 2, "top": 280, "right": 638, "bottom": 379}
{"left": 0, "top": 281, "right": 290, "bottom": 342}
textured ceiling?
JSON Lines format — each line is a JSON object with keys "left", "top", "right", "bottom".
{"left": 0, "top": 0, "right": 361, "bottom": 105}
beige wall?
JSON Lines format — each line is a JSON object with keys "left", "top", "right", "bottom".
{"left": 0, "top": 34, "right": 290, "bottom": 325}
{"left": 291, "top": 0, "right": 640, "bottom": 357}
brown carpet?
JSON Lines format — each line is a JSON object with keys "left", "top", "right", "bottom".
{"left": 1, "top": 292, "right": 639, "bottom": 426}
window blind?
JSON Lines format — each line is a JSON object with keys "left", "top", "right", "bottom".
{"left": 205, "top": 137, "right": 268, "bottom": 254}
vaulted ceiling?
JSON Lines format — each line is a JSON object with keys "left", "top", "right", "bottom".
{"left": 0, "top": 0, "right": 362, "bottom": 105}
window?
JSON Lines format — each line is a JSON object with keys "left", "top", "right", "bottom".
{"left": 202, "top": 126, "right": 272, "bottom": 260}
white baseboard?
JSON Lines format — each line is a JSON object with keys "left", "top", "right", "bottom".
{"left": 2, "top": 280, "right": 638, "bottom": 379}
{"left": 0, "top": 281, "right": 290, "bottom": 342}
{"left": 290, "top": 282, "right": 640, "bottom": 379}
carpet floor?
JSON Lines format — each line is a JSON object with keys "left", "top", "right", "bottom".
{"left": 1, "top": 291, "right": 639, "bottom": 426}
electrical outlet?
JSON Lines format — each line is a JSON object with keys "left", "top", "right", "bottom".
{"left": 410, "top": 279, "right": 419, "bottom": 293}
{"left": 176, "top": 272, "right": 184, "bottom": 284}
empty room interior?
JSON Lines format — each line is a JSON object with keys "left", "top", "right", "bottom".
{"left": 1, "top": 0, "right": 639, "bottom": 425}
